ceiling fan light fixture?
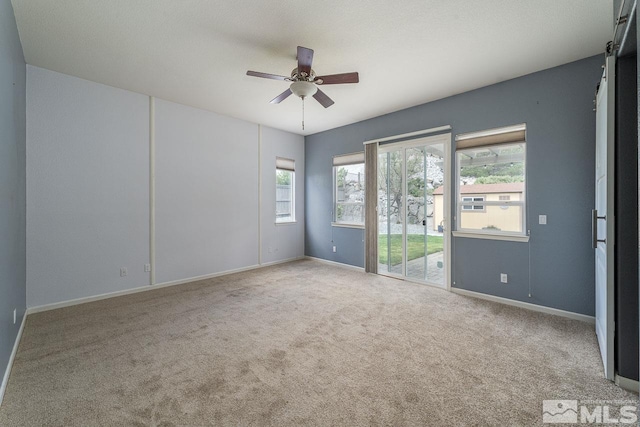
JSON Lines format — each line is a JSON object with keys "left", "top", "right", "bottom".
{"left": 290, "top": 81, "right": 318, "bottom": 98}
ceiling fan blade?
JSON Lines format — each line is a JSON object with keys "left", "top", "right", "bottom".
{"left": 247, "top": 70, "right": 290, "bottom": 81}
{"left": 316, "top": 72, "right": 359, "bottom": 85}
{"left": 313, "top": 88, "right": 334, "bottom": 108}
{"left": 297, "top": 46, "right": 314, "bottom": 76}
{"left": 270, "top": 88, "right": 292, "bottom": 104}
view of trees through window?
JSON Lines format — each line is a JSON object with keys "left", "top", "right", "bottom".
{"left": 276, "top": 169, "right": 294, "bottom": 222}
{"left": 377, "top": 150, "right": 443, "bottom": 228}
{"left": 334, "top": 163, "right": 365, "bottom": 224}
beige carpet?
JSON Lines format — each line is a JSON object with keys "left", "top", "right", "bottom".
{"left": 0, "top": 259, "right": 635, "bottom": 426}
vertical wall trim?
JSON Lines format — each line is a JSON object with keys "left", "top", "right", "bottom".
{"left": 149, "top": 96, "right": 156, "bottom": 285}
{"left": 258, "top": 124, "right": 262, "bottom": 265}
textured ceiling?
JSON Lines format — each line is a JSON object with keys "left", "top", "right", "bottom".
{"left": 11, "top": 0, "right": 612, "bottom": 136}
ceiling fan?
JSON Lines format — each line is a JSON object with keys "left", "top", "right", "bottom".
{"left": 246, "top": 46, "right": 359, "bottom": 109}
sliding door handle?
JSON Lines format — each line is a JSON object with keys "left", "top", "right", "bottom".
{"left": 592, "top": 209, "right": 606, "bottom": 249}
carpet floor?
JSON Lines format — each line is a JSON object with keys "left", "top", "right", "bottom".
{"left": 0, "top": 259, "right": 635, "bottom": 426}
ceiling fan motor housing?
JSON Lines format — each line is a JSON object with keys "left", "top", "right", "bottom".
{"left": 291, "top": 67, "right": 316, "bottom": 81}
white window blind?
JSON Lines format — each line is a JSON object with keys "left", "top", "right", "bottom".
{"left": 333, "top": 152, "right": 365, "bottom": 167}
{"left": 455, "top": 123, "right": 526, "bottom": 150}
{"left": 276, "top": 157, "right": 295, "bottom": 171}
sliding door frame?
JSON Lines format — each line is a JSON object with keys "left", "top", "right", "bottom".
{"left": 377, "top": 133, "right": 452, "bottom": 290}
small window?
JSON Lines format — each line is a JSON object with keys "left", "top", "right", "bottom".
{"left": 455, "top": 124, "right": 526, "bottom": 236}
{"left": 462, "top": 196, "right": 485, "bottom": 211}
{"left": 276, "top": 157, "right": 295, "bottom": 223}
{"left": 333, "top": 152, "right": 365, "bottom": 226}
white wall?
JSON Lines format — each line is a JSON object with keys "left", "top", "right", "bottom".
{"left": 26, "top": 66, "right": 150, "bottom": 307}
{"left": 26, "top": 67, "right": 305, "bottom": 308}
{"left": 260, "top": 126, "right": 304, "bottom": 264}
{"left": 155, "top": 99, "right": 259, "bottom": 283}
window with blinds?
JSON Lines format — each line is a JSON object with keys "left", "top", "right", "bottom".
{"left": 276, "top": 157, "right": 295, "bottom": 223}
{"left": 333, "top": 152, "right": 365, "bottom": 226}
{"left": 455, "top": 124, "right": 526, "bottom": 236}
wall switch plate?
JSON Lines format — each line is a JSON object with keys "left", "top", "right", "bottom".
{"left": 144, "top": 264, "right": 151, "bottom": 272}
{"left": 120, "top": 267, "right": 128, "bottom": 277}
{"left": 332, "top": 246, "right": 337, "bottom": 253}
{"left": 500, "top": 273, "right": 508, "bottom": 283}
{"left": 13, "top": 309, "right": 16, "bottom": 325}
{"left": 539, "top": 215, "right": 547, "bottom": 225}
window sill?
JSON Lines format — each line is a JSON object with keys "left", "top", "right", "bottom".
{"left": 331, "top": 222, "right": 365, "bottom": 229}
{"left": 452, "top": 231, "right": 530, "bottom": 243}
{"left": 275, "top": 220, "right": 297, "bottom": 226}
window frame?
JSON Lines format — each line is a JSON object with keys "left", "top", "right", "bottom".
{"left": 275, "top": 158, "right": 295, "bottom": 224}
{"left": 332, "top": 152, "right": 365, "bottom": 229}
{"left": 454, "top": 139, "right": 527, "bottom": 241}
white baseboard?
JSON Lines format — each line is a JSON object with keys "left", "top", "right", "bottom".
{"left": 305, "top": 256, "right": 365, "bottom": 272}
{"left": 260, "top": 256, "right": 306, "bottom": 267}
{"left": 615, "top": 374, "right": 640, "bottom": 394}
{"left": 450, "top": 288, "right": 596, "bottom": 324}
{"left": 0, "top": 311, "right": 27, "bottom": 407}
{"left": 27, "top": 257, "right": 305, "bottom": 315}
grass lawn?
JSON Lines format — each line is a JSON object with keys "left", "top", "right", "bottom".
{"left": 378, "top": 234, "right": 443, "bottom": 266}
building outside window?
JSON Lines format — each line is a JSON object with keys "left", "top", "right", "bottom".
{"left": 453, "top": 124, "right": 527, "bottom": 236}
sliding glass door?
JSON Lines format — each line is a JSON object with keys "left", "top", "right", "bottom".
{"left": 377, "top": 134, "right": 450, "bottom": 288}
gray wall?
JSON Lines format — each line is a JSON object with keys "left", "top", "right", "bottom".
{"left": 0, "top": 0, "right": 26, "bottom": 386}
{"left": 155, "top": 99, "right": 259, "bottom": 283}
{"left": 27, "top": 66, "right": 150, "bottom": 307}
{"left": 260, "top": 126, "right": 305, "bottom": 265}
{"left": 26, "top": 66, "right": 305, "bottom": 308}
{"left": 306, "top": 55, "right": 603, "bottom": 316}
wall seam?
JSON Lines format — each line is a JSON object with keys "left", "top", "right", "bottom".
{"left": 149, "top": 96, "right": 156, "bottom": 285}
{"left": 258, "top": 124, "right": 262, "bottom": 265}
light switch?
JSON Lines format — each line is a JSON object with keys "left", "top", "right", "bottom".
{"left": 539, "top": 215, "right": 547, "bottom": 225}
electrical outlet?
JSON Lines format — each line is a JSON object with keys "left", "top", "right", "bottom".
{"left": 539, "top": 215, "right": 547, "bottom": 225}
{"left": 500, "top": 273, "right": 508, "bottom": 283}
{"left": 13, "top": 309, "right": 16, "bottom": 325}
{"left": 332, "top": 246, "right": 337, "bottom": 253}
{"left": 144, "top": 264, "right": 151, "bottom": 272}
{"left": 120, "top": 267, "right": 128, "bottom": 277}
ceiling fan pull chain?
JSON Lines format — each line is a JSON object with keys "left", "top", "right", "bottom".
{"left": 302, "top": 96, "right": 305, "bottom": 131}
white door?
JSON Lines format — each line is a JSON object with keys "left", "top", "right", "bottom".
{"left": 594, "top": 55, "right": 615, "bottom": 381}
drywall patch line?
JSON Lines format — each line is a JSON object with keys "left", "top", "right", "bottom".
{"left": 451, "top": 288, "right": 595, "bottom": 324}
{"left": 0, "top": 312, "right": 27, "bottom": 407}
{"left": 149, "top": 96, "right": 156, "bottom": 285}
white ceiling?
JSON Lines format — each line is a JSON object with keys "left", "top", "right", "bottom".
{"left": 11, "top": 0, "right": 612, "bottom": 136}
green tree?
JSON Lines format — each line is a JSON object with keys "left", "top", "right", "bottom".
{"left": 336, "top": 167, "right": 348, "bottom": 188}
{"left": 276, "top": 170, "right": 291, "bottom": 185}
{"left": 475, "top": 175, "right": 524, "bottom": 184}
{"left": 378, "top": 151, "right": 424, "bottom": 223}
